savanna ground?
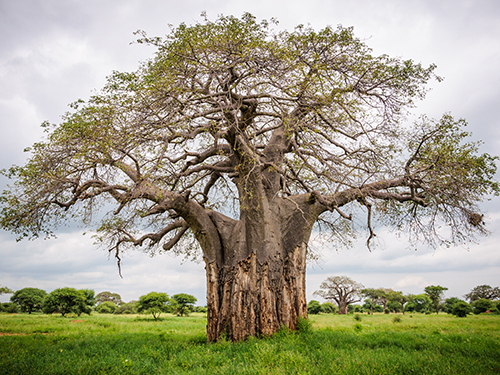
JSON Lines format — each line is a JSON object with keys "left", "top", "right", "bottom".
{"left": 0, "top": 312, "right": 499, "bottom": 374}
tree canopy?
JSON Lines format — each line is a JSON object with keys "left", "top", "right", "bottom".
{"left": 1, "top": 13, "right": 496, "bottom": 258}
{"left": 464, "top": 285, "right": 500, "bottom": 302}
{"left": 314, "top": 276, "right": 363, "bottom": 314}
{"left": 95, "top": 291, "right": 123, "bottom": 306}
{"left": 10, "top": 287, "right": 47, "bottom": 314}
{"left": 424, "top": 285, "right": 448, "bottom": 314}
{"left": 136, "top": 292, "right": 172, "bottom": 321}
{"left": 172, "top": 293, "right": 197, "bottom": 316}
{"left": 0, "top": 13, "right": 497, "bottom": 341}
{"left": 43, "top": 288, "right": 94, "bottom": 317}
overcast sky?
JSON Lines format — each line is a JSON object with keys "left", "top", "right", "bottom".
{"left": 1, "top": 0, "right": 500, "bottom": 305}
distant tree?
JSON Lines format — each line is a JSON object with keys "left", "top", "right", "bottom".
{"left": 43, "top": 288, "right": 93, "bottom": 317}
{"left": 360, "top": 288, "right": 385, "bottom": 315}
{"left": 320, "top": 302, "right": 338, "bottom": 314}
{"left": 1, "top": 302, "right": 19, "bottom": 313}
{"left": 314, "top": 276, "right": 363, "bottom": 314}
{"left": 424, "top": 285, "right": 448, "bottom": 314}
{"left": 95, "top": 301, "right": 117, "bottom": 314}
{"left": 193, "top": 306, "right": 208, "bottom": 313}
{"left": 464, "top": 285, "right": 500, "bottom": 302}
{"left": 472, "top": 298, "right": 495, "bottom": 314}
{"left": 406, "top": 294, "right": 431, "bottom": 313}
{"left": 443, "top": 297, "right": 463, "bottom": 313}
{"left": 137, "top": 292, "right": 172, "bottom": 321}
{"left": 172, "top": 293, "right": 197, "bottom": 316}
{"left": 10, "top": 287, "right": 47, "bottom": 314}
{"left": 449, "top": 300, "right": 472, "bottom": 317}
{"left": 0, "top": 285, "right": 13, "bottom": 295}
{"left": 387, "top": 290, "right": 408, "bottom": 314}
{"left": 95, "top": 291, "right": 123, "bottom": 306}
{"left": 386, "top": 300, "right": 402, "bottom": 313}
{"left": 307, "top": 300, "right": 322, "bottom": 315}
{"left": 114, "top": 301, "right": 137, "bottom": 315}
{"left": 80, "top": 289, "right": 95, "bottom": 315}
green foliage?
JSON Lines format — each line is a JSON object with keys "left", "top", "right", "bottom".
{"left": 114, "top": 301, "right": 137, "bottom": 315}
{"left": 451, "top": 301, "right": 473, "bottom": 317}
{"left": 42, "top": 288, "right": 94, "bottom": 317}
{"left": 386, "top": 300, "right": 403, "bottom": 313}
{"left": 465, "top": 285, "right": 500, "bottom": 302}
{"left": 1, "top": 302, "right": 19, "bottom": 313}
{"left": 95, "top": 291, "right": 123, "bottom": 306}
{"left": 424, "top": 285, "right": 448, "bottom": 313}
{"left": 0, "top": 285, "right": 13, "bottom": 295}
{"left": 172, "top": 293, "right": 197, "bottom": 317}
{"left": 353, "top": 314, "right": 362, "bottom": 321}
{"left": 444, "top": 297, "right": 464, "bottom": 313}
{"left": 392, "top": 316, "right": 402, "bottom": 323}
{"left": 307, "top": 300, "right": 322, "bottom": 315}
{"left": 193, "top": 306, "right": 208, "bottom": 313}
{"left": 405, "top": 294, "right": 431, "bottom": 313}
{"left": 472, "top": 298, "right": 495, "bottom": 314}
{"left": 95, "top": 301, "right": 117, "bottom": 314}
{"left": 361, "top": 288, "right": 386, "bottom": 314}
{"left": 136, "top": 292, "right": 172, "bottom": 321}
{"left": 320, "top": 302, "right": 337, "bottom": 314}
{"left": 10, "top": 287, "right": 47, "bottom": 314}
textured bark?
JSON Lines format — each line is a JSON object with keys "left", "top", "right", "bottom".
{"left": 205, "top": 244, "right": 307, "bottom": 342}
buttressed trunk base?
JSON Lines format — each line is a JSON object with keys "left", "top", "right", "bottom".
{"left": 205, "top": 244, "right": 308, "bottom": 342}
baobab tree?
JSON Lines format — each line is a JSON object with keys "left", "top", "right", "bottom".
{"left": 1, "top": 14, "right": 498, "bottom": 341}
{"left": 314, "top": 276, "right": 364, "bottom": 314}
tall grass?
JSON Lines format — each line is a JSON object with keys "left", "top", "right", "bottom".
{"left": 0, "top": 312, "right": 499, "bottom": 374}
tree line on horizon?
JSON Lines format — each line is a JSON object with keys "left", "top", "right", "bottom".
{"left": 0, "top": 286, "right": 202, "bottom": 320}
{"left": 307, "top": 276, "right": 500, "bottom": 318}
{"left": 2, "top": 281, "right": 499, "bottom": 319}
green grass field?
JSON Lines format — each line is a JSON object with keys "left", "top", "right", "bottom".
{"left": 0, "top": 312, "right": 499, "bottom": 374}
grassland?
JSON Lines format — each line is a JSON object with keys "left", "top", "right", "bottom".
{"left": 0, "top": 312, "right": 499, "bottom": 374}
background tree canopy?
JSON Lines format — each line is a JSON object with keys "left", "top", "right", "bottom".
{"left": 0, "top": 13, "right": 497, "bottom": 341}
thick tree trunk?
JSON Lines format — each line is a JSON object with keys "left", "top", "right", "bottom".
{"left": 205, "top": 244, "right": 308, "bottom": 342}
{"left": 338, "top": 302, "right": 348, "bottom": 315}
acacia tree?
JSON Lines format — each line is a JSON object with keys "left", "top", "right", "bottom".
{"left": 0, "top": 14, "right": 498, "bottom": 341}
{"left": 137, "top": 292, "right": 173, "bottom": 321}
{"left": 10, "top": 287, "right": 47, "bottom": 314}
{"left": 314, "top": 276, "right": 364, "bottom": 314}
{"left": 172, "top": 293, "right": 197, "bottom": 316}
{"left": 424, "top": 285, "right": 448, "bottom": 314}
{"left": 387, "top": 290, "right": 409, "bottom": 314}
{"left": 43, "top": 288, "right": 93, "bottom": 317}
{"left": 360, "top": 288, "right": 385, "bottom": 315}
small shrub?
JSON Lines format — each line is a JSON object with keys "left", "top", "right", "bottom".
{"left": 353, "top": 314, "right": 362, "bottom": 321}
{"left": 393, "top": 316, "right": 402, "bottom": 323}
{"left": 384, "top": 309, "right": 390, "bottom": 314}
{"left": 353, "top": 323, "right": 363, "bottom": 333}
